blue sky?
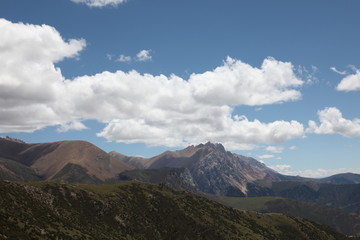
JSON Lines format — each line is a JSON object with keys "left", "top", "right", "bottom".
{"left": 1, "top": 0, "right": 359, "bottom": 177}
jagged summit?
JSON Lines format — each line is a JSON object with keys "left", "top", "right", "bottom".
{"left": 195, "top": 141, "right": 227, "bottom": 153}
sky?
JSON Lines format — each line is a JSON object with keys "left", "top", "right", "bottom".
{"left": 0, "top": 0, "right": 359, "bottom": 178}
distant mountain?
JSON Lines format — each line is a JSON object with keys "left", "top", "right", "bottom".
{"left": 315, "top": 173, "right": 360, "bottom": 184}
{"left": 250, "top": 180, "right": 360, "bottom": 214}
{"left": 112, "top": 142, "right": 284, "bottom": 196}
{"left": 0, "top": 137, "right": 133, "bottom": 183}
{"left": 0, "top": 180, "right": 348, "bottom": 240}
{"left": 206, "top": 195, "right": 360, "bottom": 236}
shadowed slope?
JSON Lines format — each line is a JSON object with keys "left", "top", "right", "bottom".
{"left": 0, "top": 180, "right": 348, "bottom": 240}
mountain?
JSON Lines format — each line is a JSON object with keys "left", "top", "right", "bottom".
{"left": 251, "top": 180, "right": 360, "bottom": 214}
{"left": 205, "top": 195, "right": 360, "bottom": 236}
{"left": 0, "top": 180, "right": 349, "bottom": 240}
{"left": 112, "top": 142, "right": 284, "bottom": 196}
{"left": 0, "top": 137, "right": 133, "bottom": 183}
{"left": 315, "top": 173, "right": 360, "bottom": 184}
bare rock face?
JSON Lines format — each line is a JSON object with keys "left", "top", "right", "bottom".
{"left": 185, "top": 142, "right": 281, "bottom": 196}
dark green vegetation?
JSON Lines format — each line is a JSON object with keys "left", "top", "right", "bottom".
{"left": 117, "top": 169, "right": 360, "bottom": 215}
{"left": 206, "top": 195, "right": 360, "bottom": 236}
{"left": 254, "top": 180, "right": 360, "bottom": 214}
{"left": 115, "top": 170, "right": 360, "bottom": 236}
{"left": 1, "top": 138, "right": 360, "bottom": 238}
{"left": 0, "top": 180, "right": 349, "bottom": 240}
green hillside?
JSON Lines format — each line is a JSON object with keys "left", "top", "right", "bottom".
{"left": 0, "top": 180, "right": 348, "bottom": 240}
{"left": 205, "top": 194, "right": 360, "bottom": 236}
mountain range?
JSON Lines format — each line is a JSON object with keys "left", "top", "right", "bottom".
{"left": 111, "top": 142, "right": 286, "bottom": 196}
{"left": 1, "top": 136, "right": 360, "bottom": 238}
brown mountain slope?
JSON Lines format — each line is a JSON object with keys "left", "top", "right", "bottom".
{"left": 0, "top": 137, "right": 133, "bottom": 182}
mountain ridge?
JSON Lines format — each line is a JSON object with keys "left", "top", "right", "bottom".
{"left": 0, "top": 137, "right": 133, "bottom": 182}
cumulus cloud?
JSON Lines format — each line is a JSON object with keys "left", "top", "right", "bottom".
{"left": 307, "top": 107, "right": 360, "bottom": 137}
{"left": 135, "top": 50, "right": 152, "bottom": 62}
{"left": 0, "top": 18, "right": 86, "bottom": 132}
{"left": 70, "top": 0, "right": 127, "bottom": 7}
{"left": 112, "top": 51, "right": 151, "bottom": 63}
{"left": 289, "top": 146, "right": 297, "bottom": 150}
{"left": 336, "top": 70, "right": 360, "bottom": 91}
{"left": 189, "top": 57, "right": 303, "bottom": 106}
{"left": 0, "top": 18, "right": 306, "bottom": 149}
{"left": 57, "top": 120, "right": 88, "bottom": 133}
{"left": 266, "top": 146, "right": 284, "bottom": 153}
{"left": 257, "top": 154, "right": 275, "bottom": 159}
{"left": 117, "top": 54, "right": 132, "bottom": 63}
{"left": 97, "top": 114, "right": 304, "bottom": 148}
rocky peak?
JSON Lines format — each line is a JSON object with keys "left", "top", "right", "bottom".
{"left": 196, "top": 142, "right": 226, "bottom": 154}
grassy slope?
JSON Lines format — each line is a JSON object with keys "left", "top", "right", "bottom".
{"left": 0, "top": 180, "right": 348, "bottom": 240}
{"left": 205, "top": 194, "right": 360, "bottom": 236}
{"left": 267, "top": 181, "right": 360, "bottom": 214}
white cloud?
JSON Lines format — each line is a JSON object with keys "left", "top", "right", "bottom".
{"left": 0, "top": 18, "right": 306, "bottom": 149}
{"left": 57, "top": 120, "right": 88, "bottom": 133}
{"left": 330, "top": 67, "right": 347, "bottom": 75}
{"left": 222, "top": 142, "right": 259, "bottom": 151}
{"left": 270, "top": 164, "right": 360, "bottom": 178}
{"left": 296, "top": 65, "right": 318, "bottom": 85}
{"left": 307, "top": 107, "right": 360, "bottom": 137}
{"left": 189, "top": 57, "right": 303, "bottom": 106}
{"left": 0, "top": 18, "right": 85, "bottom": 132}
{"left": 289, "top": 146, "right": 297, "bottom": 150}
{"left": 117, "top": 54, "right": 132, "bottom": 63}
{"left": 270, "top": 164, "right": 291, "bottom": 172}
{"left": 135, "top": 50, "right": 152, "bottom": 62}
{"left": 70, "top": 0, "right": 127, "bottom": 7}
{"left": 98, "top": 113, "right": 304, "bottom": 148}
{"left": 266, "top": 146, "right": 284, "bottom": 153}
{"left": 297, "top": 168, "right": 360, "bottom": 178}
{"left": 336, "top": 70, "right": 360, "bottom": 91}
{"left": 257, "top": 154, "right": 275, "bottom": 159}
